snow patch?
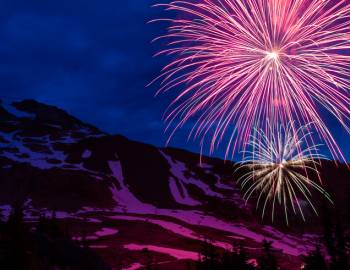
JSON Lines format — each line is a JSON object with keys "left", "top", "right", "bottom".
{"left": 112, "top": 215, "right": 231, "bottom": 250}
{"left": 124, "top": 244, "right": 199, "bottom": 260}
{"left": 122, "top": 263, "right": 142, "bottom": 270}
{"left": 0, "top": 132, "right": 67, "bottom": 170}
{"left": 90, "top": 245, "right": 109, "bottom": 249}
{"left": 95, "top": 227, "right": 118, "bottom": 237}
{"left": 1, "top": 102, "right": 35, "bottom": 119}
{"left": 108, "top": 160, "right": 156, "bottom": 213}
{"left": 72, "top": 228, "right": 118, "bottom": 241}
{"left": 198, "top": 163, "right": 213, "bottom": 169}
{"left": 161, "top": 151, "right": 224, "bottom": 200}
{"left": 111, "top": 208, "right": 310, "bottom": 256}
{"left": 215, "top": 177, "right": 235, "bottom": 191}
{"left": 54, "top": 211, "right": 75, "bottom": 219}
{"left": 82, "top": 149, "right": 92, "bottom": 159}
{"left": 0, "top": 205, "right": 11, "bottom": 221}
{"left": 169, "top": 177, "right": 201, "bottom": 206}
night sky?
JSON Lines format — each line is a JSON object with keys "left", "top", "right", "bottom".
{"left": 0, "top": 0, "right": 349, "bottom": 160}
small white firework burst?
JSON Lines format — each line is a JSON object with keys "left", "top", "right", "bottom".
{"left": 236, "top": 122, "right": 332, "bottom": 224}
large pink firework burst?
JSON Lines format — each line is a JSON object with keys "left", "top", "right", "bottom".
{"left": 152, "top": 0, "right": 350, "bottom": 160}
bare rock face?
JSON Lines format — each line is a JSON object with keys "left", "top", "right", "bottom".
{"left": 0, "top": 99, "right": 247, "bottom": 216}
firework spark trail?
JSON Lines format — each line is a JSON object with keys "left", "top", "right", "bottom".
{"left": 152, "top": 0, "right": 350, "bottom": 160}
{"left": 236, "top": 123, "right": 332, "bottom": 224}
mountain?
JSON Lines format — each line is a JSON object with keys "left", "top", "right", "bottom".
{"left": 0, "top": 99, "right": 349, "bottom": 270}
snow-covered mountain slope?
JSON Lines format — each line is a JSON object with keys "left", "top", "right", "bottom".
{"left": 0, "top": 99, "right": 349, "bottom": 270}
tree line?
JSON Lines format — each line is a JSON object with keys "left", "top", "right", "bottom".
{"left": 194, "top": 216, "right": 350, "bottom": 270}
{"left": 0, "top": 203, "right": 349, "bottom": 270}
{"left": 0, "top": 203, "right": 110, "bottom": 270}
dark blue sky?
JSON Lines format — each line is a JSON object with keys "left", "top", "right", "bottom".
{"left": 0, "top": 0, "right": 349, "bottom": 160}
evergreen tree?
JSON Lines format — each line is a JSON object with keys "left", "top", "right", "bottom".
{"left": 0, "top": 208, "right": 6, "bottom": 267}
{"left": 0, "top": 208, "right": 4, "bottom": 223}
{"left": 257, "top": 240, "right": 278, "bottom": 270}
{"left": 0, "top": 208, "right": 5, "bottom": 240}
{"left": 186, "top": 261, "right": 192, "bottom": 270}
{"left": 333, "top": 218, "right": 349, "bottom": 270}
{"left": 303, "top": 246, "right": 328, "bottom": 270}
{"left": 4, "top": 202, "right": 28, "bottom": 269}
{"left": 143, "top": 248, "right": 154, "bottom": 270}
{"left": 7, "top": 202, "right": 25, "bottom": 236}
{"left": 81, "top": 217, "right": 89, "bottom": 249}
{"left": 321, "top": 202, "right": 350, "bottom": 270}
{"left": 220, "top": 250, "right": 232, "bottom": 270}
{"left": 36, "top": 213, "right": 48, "bottom": 234}
{"left": 49, "top": 210, "right": 62, "bottom": 239}
{"left": 238, "top": 243, "right": 255, "bottom": 270}
{"left": 196, "top": 239, "right": 219, "bottom": 270}
{"left": 197, "top": 240, "right": 257, "bottom": 270}
{"left": 201, "top": 238, "right": 219, "bottom": 270}
{"left": 321, "top": 200, "right": 337, "bottom": 268}
{"left": 230, "top": 243, "right": 253, "bottom": 270}
{"left": 36, "top": 211, "right": 63, "bottom": 240}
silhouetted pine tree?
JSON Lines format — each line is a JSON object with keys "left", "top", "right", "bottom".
{"left": 198, "top": 238, "right": 219, "bottom": 270}
{"left": 229, "top": 243, "right": 255, "bottom": 270}
{"left": 81, "top": 217, "right": 89, "bottom": 249}
{"left": 36, "top": 211, "right": 63, "bottom": 240}
{"left": 186, "top": 261, "right": 192, "bottom": 270}
{"left": 197, "top": 241, "right": 256, "bottom": 270}
{"left": 7, "top": 202, "right": 25, "bottom": 236}
{"left": 0, "top": 207, "right": 4, "bottom": 223}
{"left": 143, "top": 248, "right": 155, "bottom": 270}
{"left": 0, "top": 207, "right": 5, "bottom": 240}
{"left": 5, "top": 202, "right": 28, "bottom": 269}
{"left": 333, "top": 217, "right": 349, "bottom": 270}
{"left": 49, "top": 210, "right": 61, "bottom": 238}
{"left": 36, "top": 213, "right": 47, "bottom": 234}
{"left": 0, "top": 208, "right": 6, "bottom": 266}
{"left": 321, "top": 200, "right": 350, "bottom": 270}
{"left": 240, "top": 243, "right": 255, "bottom": 270}
{"left": 220, "top": 250, "right": 232, "bottom": 270}
{"left": 257, "top": 240, "right": 278, "bottom": 270}
{"left": 321, "top": 199, "right": 337, "bottom": 268}
{"left": 303, "top": 246, "right": 328, "bottom": 270}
